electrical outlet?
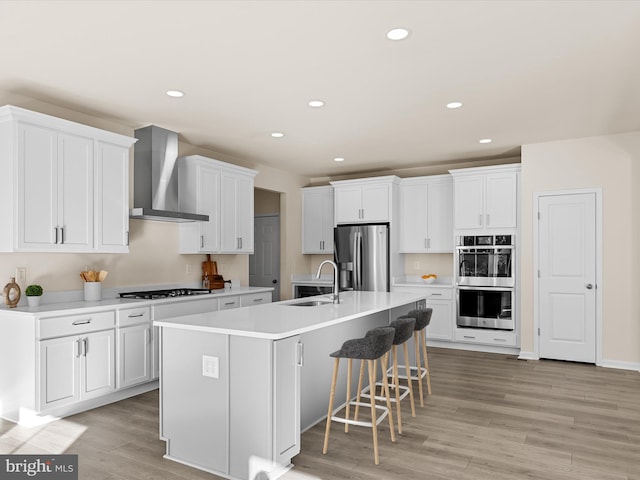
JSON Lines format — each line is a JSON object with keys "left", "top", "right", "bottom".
{"left": 186, "top": 263, "right": 192, "bottom": 275}
{"left": 16, "top": 267, "right": 26, "bottom": 283}
{"left": 414, "top": 262, "right": 420, "bottom": 270}
{"left": 202, "top": 355, "right": 219, "bottom": 378}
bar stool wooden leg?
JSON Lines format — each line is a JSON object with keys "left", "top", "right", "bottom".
{"left": 323, "top": 358, "right": 340, "bottom": 455}
{"left": 368, "top": 359, "right": 380, "bottom": 465}
{"left": 403, "top": 341, "right": 416, "bottom": 417}
{"left": 422, "top": 329, "right": 432, "bottom": 395}
{"left": 354, "top": 360, "right": 365, "bottom": 421}
{"left": 380, "top": 352, "right": 396, "bottom": 443}
{"left": 344, "top": 358, "right": 352, "bottom": 432}
{"left": 392, "top": 345, "right": 403, "bottom": 434}
{"left": 414, "top": 331, "right": 424, "bottom": 407}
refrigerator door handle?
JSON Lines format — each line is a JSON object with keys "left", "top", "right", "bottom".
{"left": 354, "top": 231, "right": 362, "bottom": 290}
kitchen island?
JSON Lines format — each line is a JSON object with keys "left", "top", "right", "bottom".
{"left": 154, "top": 290, "right": 426, "bottom": 480}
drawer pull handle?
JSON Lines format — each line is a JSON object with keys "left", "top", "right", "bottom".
{"left": 128, "top": 313, "right": 144, "bottom": 318}
{"left": 253, "top": 298, "right": 263, "bottom": 302}
{"left": 463, "top": 335, "right": 475, "bottom": 339}
{"left": 72, "top": 319, "right": 92, "bottom": 325}
{"left": 493, "top": 338, "right": 507, "bottom": 342}
{"left": 431, "top": 293, "right": 442, "bottom": 296}
{"left": 224, "top": 302, "right": 236, "bottom": 306}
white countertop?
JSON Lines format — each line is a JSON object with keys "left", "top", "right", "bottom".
{"left": 0, "top": 286, "right": 274, "bottom": 317}
{"left": 290, "top": 274, "right": 334, "bottom": 286}
{"left": 392, "top": 275, "right": 454, "bottom": 288}
{"left": 154, "top": 290, "right": 426, "bottom": 340}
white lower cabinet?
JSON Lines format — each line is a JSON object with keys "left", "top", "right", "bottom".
{"left": 240, "top": 291, "right": 272, "bottom": 307}
{"left": 39, "top": 329, "right": 115, "bottom": 410}
{"left": 117, "top": 306, "right": 153, "bottom": 388}
{"left": 454, "top": 327, "right": 518, "bottom": 347}
{"left": 219, "top": 296, "right": 240, "bottom": 310}
{"left": 273, "top": 335, "right": 301, "bottom": 466}
{"left": 391, "top": 285, "right": 454, "bottom": 341}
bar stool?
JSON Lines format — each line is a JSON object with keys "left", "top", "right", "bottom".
{"left": 398, "top": 308, "right": 433, "bottom": 406}
{"left": 322, "top": 326, "right": 396, "bottom": 465}
{"left": 360, "top": 317, "right": 416, "bottom": 434}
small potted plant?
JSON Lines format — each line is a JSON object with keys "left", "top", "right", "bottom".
{"left": 25, "top": 284, "right": 43, "bottom": 307}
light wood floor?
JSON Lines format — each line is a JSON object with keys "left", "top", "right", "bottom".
{"left": 1, "top": 348, "right": 639, "bottom": 480}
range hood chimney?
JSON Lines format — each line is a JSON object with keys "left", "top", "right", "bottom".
{"left": 130, "top": 125, "right": 209, "bottom": 222}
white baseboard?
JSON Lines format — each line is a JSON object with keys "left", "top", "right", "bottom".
{"left": 518, "top": 351, "right": 539, "bottom": 361}
{"left": 600, "top": 359, "right": 640, "bottom": 372}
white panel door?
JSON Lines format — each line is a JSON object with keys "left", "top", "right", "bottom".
{"left": 399, "top": 183, "right": 427, "bottom": 251}
{"left": 361, "top": 184, "right": 389, "bottom": 221}
{"left": 538, "top": 193, "right": 596, "bottom": 363}
{"left": 118, "top": 324, "right": 151, "bottom": 388}
{"left": 427, "top": 180, "right": 453, "bottom": 252}
{"left": 250, "top": 215, "right": 281, "bottom": 301}
{"left": 39, "top": 336, "right": 80, "bottom": 409}
{"left": 199, "top": 166, "right": 221, "bottom": 252}
{"left": 485, "top": 173, "right": 517, "bottom": 229}
{"left": 334, "top": 186, "right": 362, "bottom": 223}
{"left": 235, "top": 175, "right": 254, "bottom": 252}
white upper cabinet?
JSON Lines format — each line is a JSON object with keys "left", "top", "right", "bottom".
{"left": 301, "top": 186, "right": 334, "bottom": 254}
{"left": 0, "top": 105, "right": 136, "bottom": 253}
{"left": 331, "top": 176, "right": 399, "bottom": 224}
{"left": 450, "top": 164, "right": 520, "bottom": 233}
{"left": 178, "top": 155, "right": 257, "bottom": 254}
{"left": 399, "top": 175, "right": 453, "bottom": 253}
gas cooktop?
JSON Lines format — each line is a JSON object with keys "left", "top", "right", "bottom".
{"left": 119, "top": 288, "right": 213, "bottom": 300}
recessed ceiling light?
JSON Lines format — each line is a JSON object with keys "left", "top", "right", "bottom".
{"left": 479, "top": 138, "right": 492, "bottom": 144}
{"left": 271, "top": 132, "right": 284, "bottom": 138}
{"left": 166, "top": 90, "right": 184, "bottom": 98}
{"left": 334, "top": 157, "right": 345, "bottom": 162}
{"left": 446, "top": 102, "right": 463, "bottom": 109}
{"left": 308, "top": 100, "right": 325, "bottom": 108}
{"left": 387, "top": 28, "right": 410, "bottom": 40}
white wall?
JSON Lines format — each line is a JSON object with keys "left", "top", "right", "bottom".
{"left": 521, "top": 132, "right": 640, "bottom": 367}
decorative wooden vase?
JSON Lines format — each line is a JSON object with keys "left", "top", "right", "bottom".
{"left": 3, "top": 277, "right": 21, "bottom": 308}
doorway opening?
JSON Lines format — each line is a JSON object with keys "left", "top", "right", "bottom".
{"left": 250, "top": 188, "right": 281, "bottom": 301}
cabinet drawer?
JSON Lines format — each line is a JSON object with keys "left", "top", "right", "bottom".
{"left": 454, "top": 328, "right": 517, "bottom": 347}
{"left": 240, "top": 292, "right": 272, "bottom": 307}
{"left": 153, "top": 298, "right": 218, "bottom": 321}
{"left": 39, "top": 311, "right": 115, "bottom": 339}
{"left": 219, "top": 296, "right": 240, "bottom": 310}
{"left": 391, "top": 286, "right": 453, "bottom": 301}
{"left": 118, "top": 307, "right": 151, "bottom": 327}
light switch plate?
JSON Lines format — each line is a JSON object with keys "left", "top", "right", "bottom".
{"left": 202, "top": 355, "right": 219, "bottom": 378}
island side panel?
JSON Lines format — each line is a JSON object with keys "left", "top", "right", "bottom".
{"left": 229, "top": 335, "right": 273, "bottom": 480}
{"left": 299, "top": 309, "right": 391, "bottom": 431}
{"left": 160, "top": 327, "right": 230, "bottom": 475}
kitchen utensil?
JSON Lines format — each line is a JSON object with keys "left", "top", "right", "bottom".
{"left": 202, "top": 254, "right": 217, "bottom": 277}
{"left": 98, "top": 270, "right": 108, "bottom": 282}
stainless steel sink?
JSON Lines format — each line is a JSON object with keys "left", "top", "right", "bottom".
{"left": 287, "top": 299, "right": 333, "bottom": 307}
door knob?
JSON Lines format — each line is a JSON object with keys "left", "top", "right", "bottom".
{"left": 586, "top": 283, "right": 593, "bottom": 289}
{"left": 272, "top": 279, "right": 278, "bottom": 284}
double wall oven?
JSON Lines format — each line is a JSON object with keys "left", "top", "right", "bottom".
{"left": 456, "top": 235, "right": 514, "bottom": 330}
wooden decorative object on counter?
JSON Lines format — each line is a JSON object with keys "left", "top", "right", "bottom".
{"left": 3, "top": 277, "right": 21, "bottom": 308}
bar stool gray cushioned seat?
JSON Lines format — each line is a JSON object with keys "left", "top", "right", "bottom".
{"left": 398, "top": 307, "right": 433, "bottom": 405}
{"left": 323, "top": 326, "right": 396, "bottom": 465}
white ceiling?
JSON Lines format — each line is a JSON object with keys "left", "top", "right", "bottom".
{"left": 1, "top": 0, "right": 640, "bottom": 178}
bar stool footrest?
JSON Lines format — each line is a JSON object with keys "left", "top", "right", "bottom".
{"left": 386, "top": 365, "right": 427, "bottom": 382}
{"left": 330, "top": 401, "right": 390, "bottom": 428}
{"left": 360, "top": 382, "right": 411, "bottom": 403}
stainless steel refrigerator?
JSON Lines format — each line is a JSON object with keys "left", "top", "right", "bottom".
{"left": 334, "top": 223, "right": 389, "bottom": 292}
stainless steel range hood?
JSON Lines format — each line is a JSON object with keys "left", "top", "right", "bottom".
{"left": 130, "top": 125, "right": 209, "bottom": 222}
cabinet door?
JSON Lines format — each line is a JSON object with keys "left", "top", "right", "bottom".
{"left": 426, "top": 180, "right": 453, "bottom": 252}
{"left": 118, "top": 324, "right": 151, "bottom": 388}
{"left": 334, "top": 186, "right": 362, "bottom": 223}
{"left": 96, "top": 141, "right": 129, "bottom": 252}
{"left": 39, "top": 336, "right": 80, "bottom": 409}
{"left": 273, "top": 335, "right": 301, "bottom": 464}
{"left": 82, "top": 330, "right": 116, "bottom": 399}
{"left": 18, "top": 123, "right": 58, "bottom": 248}
{"left": 361, "top": 184, "right": 389, "bottom": 221}
{"left": 199, "top": 166, "right": 221, "bottom": 252}
{"left": 220, "top": 172, "right": 254, "bottom": 253}
{"left": 399, "top": 183, "right": 427, "bottom": 252}
{"left": 425, "top": 301, "right": 453, "bottom": 341}
{"left": 453, "top": 176, "right": 484, "bottom": 230}
{"left": 235, "top": 175, "right": 254, "bottom": 253}
{"left": 302, "top": 189, "right": 334, "bottom": 254}
{"left": 58, "top": 133, "right": 93, "bottom": 250}
{"left": 485, "top": 173, "right": 517, "bottom": 229}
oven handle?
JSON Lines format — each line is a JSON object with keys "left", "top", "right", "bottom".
{"left": 456, "top": 285, "right": 514, "bottom": 292}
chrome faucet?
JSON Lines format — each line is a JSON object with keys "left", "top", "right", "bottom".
{"left": 316, "top": 260, "right": 340, "bottom": 304}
